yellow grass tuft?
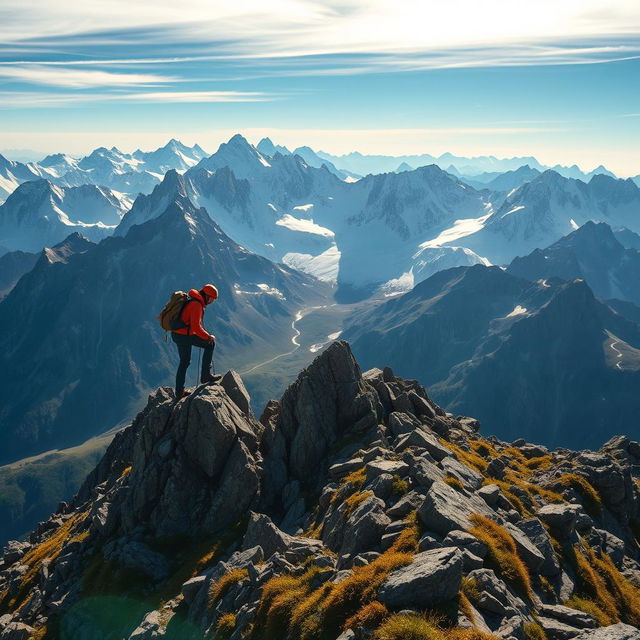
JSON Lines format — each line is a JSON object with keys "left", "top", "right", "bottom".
{"left": 344, "top": 491, "right": 374, "bottom": 517}
{"left": 290, "top": 582, "right": 332, "bottom": 639}
{"left": 9, "top": 513, "right": 86, "bottom": 609}
{"left": 526, "top": 484, "right": 564, "bottom": 504}
{"left": 448, "top": 631, "right": 502, "bottom": 640}
{"left": 258, "top": 567, "right": 323, "bottom": 639}
{"left": 469, "top": 440, "right": 499, "bottom": 458}
{"left": 344, "top": 466, "right": 367, "bottom": 487}
{"left": 69, "top": 530, "right": 90, "bottom": 544}
{"left": 573, "top": 548, "right": 617, "bottom": 623}
{"left": 208, "top": 568, "right": 248, "bottom": 607}
{"left": 344, "top": 601, "right": 389, "bottom": 630}
{"left": 565, "top": 596, "right": 611, "bottom": 627}
{"left": 374, "top": 613, "right": 445, "bottom": 640}
{"left": 524, "top": 455, "right": 553, "bottom": 471}
{"left": 468, "top": 514, "right": 532, "bottom": 599}
{"left": 459, "top": 591, "right": 475, "bottom": 624}
{"left": 444, "top": 476, "right": 466, "bottom": 493}
{"left": 461, "top": 576, "right": 481, "bottom": 603}
{"left": 523, "top": 621, "right": 547, "bottom": 640}
{"left": 119, "top": 466, "right": 132, "bottom": 478}
{"left": 389, "top": 524, "right": 420, "bottom": 555}
{"left": 442, "top": 441, "right": 489, "bottom": 473}
{"left": 391, "top": 475, "right": 410, "bottom": 497}
{"left": 255, "top": 540, "right": 415, "bottom": 639}
{"left": 216, "top": 613, "right": 236, "bottom": 638}
{"left": 323, "top": 551, "right": 413, "bottom": 625}
{"left": 588, "top": 548, "right": 640, "bottom": 627}
{"left": 556, "top": 474, "right": 602, "bottom": 517}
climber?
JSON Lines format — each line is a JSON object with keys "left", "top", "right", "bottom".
{"left": 170, "top": 284, "right": 219, "bottom": 399}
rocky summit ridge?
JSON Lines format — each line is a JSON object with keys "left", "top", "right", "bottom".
{"left": 1, "top": 342, "right": 639, "bottom": 640}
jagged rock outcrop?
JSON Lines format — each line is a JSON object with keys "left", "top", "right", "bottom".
{"left": 1, "top": 341, "right": 640, "bottom": 640}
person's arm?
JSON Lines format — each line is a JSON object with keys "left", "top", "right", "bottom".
{"left": 189, "top": 302, "right": 213, "bottom": 341}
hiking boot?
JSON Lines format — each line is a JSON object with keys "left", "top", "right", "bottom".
{"left": 200, "top": 373, "right": 222, "bottom": 385}
{"left": 175, "top": 389, "right": 190, "bottom": 400}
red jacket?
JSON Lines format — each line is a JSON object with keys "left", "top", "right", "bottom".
{"left": 172, "top": 289, "right": 213, "bottom": 341}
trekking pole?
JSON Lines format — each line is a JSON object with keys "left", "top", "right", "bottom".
{"left": 196, "top": 347, "right": 202, "bottom": 387}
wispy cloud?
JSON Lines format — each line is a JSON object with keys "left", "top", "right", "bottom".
{"left": 0, "top": 90, "right": 274, "bottom": 108}
{"left": 0, "top": 65, "right": 173, "bottom": 87}
{"left": 1, "top": 1, "right": 639, "bottom": 76}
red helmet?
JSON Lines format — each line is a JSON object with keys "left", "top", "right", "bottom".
{"left": 201, "top": 284, "right": 218, "bottom": 302}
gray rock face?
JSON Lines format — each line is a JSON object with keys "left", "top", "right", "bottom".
{"left": 537, "top": 504, "right": 581, "bottom": 539}
{"left": 115, "top": 384, "right": 263, "bottom": 537}
{"left": 0, "top": 621, "right": 36, "bottom": 640}
{"left": 539, "top": 604, "right": 597, "bottom": 629}
{"left": 477, "top": 483, "right": 501, "bottom": 506}
{"left": 537, "top": 615, "right": 585, "bottom": 640}
{"left": 572, "top": 623, "right": 640, "bottom": 639}
{"left": 516, "top": 518, "right": 560, "bottom": 576}
{"left": 242, "top": 513, "right": 322, "bottom": 563}
{"left": 503, "top": 522, "right": 545, "bottom": 571}
{"left": 440, "top": 456, "right": 484, "bottom": 490}
{"left": 260, "top": 341, "right": 382, "bottom": 502}
{"left": 378, "top": 547, "right": 463, "bottom": 609}
{"left": 365, "top": 459, "right": 409, "bottom": 481}
{"left": 467, "top": 568, "right": 527, "bottom": 618}
{"left": 128, "top": 611, "right": 167, "bottom": 639}
{"left": 417, "top": 480, "right": 494, "bottom": 535}
{"left": 340, "top": 495, "right": 390, "bottom": 556}
{"left": 104, "top": 540, "right": 170, "bottom": 582}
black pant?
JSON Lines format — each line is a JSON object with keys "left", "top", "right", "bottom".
{"left": 172, "top": 333, "right": 214, "bottom": 393}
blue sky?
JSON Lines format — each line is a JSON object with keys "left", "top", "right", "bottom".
{"left": 0, "top": 0, "right": 639, "bottom": 175}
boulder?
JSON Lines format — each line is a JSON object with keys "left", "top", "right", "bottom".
{"left": 220, "top": 370, "right": 253, "bottom": 418}
{"left": 440, "top": 456, "right": 484, "bottom": 490}
{"left": 340, "top": 495, "right": 391, "bottom": 556}
{"left": 477, "top": 484, "right": 501, "bottom": 507}
{"left": 242, "top": 513, "right": 322, "bottom": 563}
{"left": 417, "top": 481, "right": 494, "bottom": 536}
{"left": 466, "top": 568, "right": 527, "bottom": 618}
{"left": 539, "top": 604, "right": 596, "bottom": 629}
{"left": 537, "top": 615, "right": 585, "bottom": 640}
{"left": 408, "top": 456, "right": 446, "bottom": 488}
{"left": 388, "top": 412, "right": 422, "bottom": 438}
{"left": 329, "top": 459, "right": 364, "bottom": 480}
{"left": 270, "top": 341, "right": 382, "bottom": 487}
{"left": 503, "top": 522, "right": 545, "bottom": 571}
{"left": 442, "top": 530, "right": 487, "bottom": 558}
{"left": 378, "top": 547, "right": 463, "bottom": 609}
{"left": 537, "top": 504, "right": 580, "bottom": 539}
{"left": 572, "top": 623, "right": 640, "bottom": 639}
{"left": 516, "top": 518, "right": 560, "bottom": 576}
{"left": 128, "top": 610, "right": 168, "bottom": 639}
{"left": 365, "top": 459, "right": 409, "bottom": 481}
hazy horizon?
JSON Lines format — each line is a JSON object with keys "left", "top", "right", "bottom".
{"left": 0, "top": 129, "right": 634, "bottom": 178}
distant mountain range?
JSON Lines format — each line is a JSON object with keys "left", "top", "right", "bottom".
{"left": 2, "top": 135, "right": 639, "bottom": 300}
{"left": 0, "top": 180, "right": 131, "bottom": 253}
{"left": 508, "top": 221, "right": 640, "bottom": 306}
{"left": 437, "top": 170, "right": 640, "bottom": 264}
{"left": 0, "top": 139, "right": 208, "bottom": 204}
{"left": 0, "top": 192, "right": 328, "bottom": 463}
{"left": 344, "top": 263, "right": 640, "bottom": 449}
{"left": 115, "top": 135, "right": 491, "bottom": 299}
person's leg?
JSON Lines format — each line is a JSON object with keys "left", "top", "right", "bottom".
{"left": 190, "top": 336, "right": 214, "bottom": 382}
{"left": 172, "top": 335, "right": 192, "bottom": 395}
